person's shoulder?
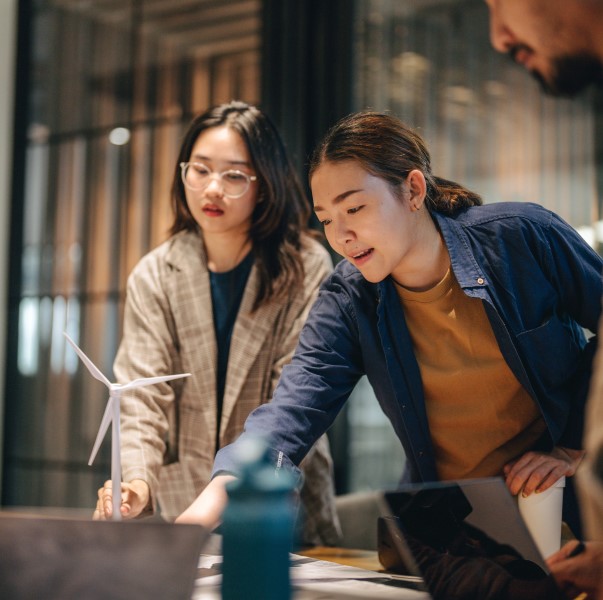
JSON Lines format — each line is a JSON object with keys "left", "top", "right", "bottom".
{"left": 130, "top": 231, "right": 199, "bottom": 278}
{"left": 301, "top": 234, "right": 333, "bottom": 269}
{"left": 447, "top": 201, "right": 554, "bottom": 228}
{"left": 315, "top": 259, "right": 379, "bottom": 319}
{"left": 302, "top": 234, "right": 331, "bottom": 258}
{"left": 324, "top": 257, "right": 372, "bottom": 291}
{"left": 333, "top": 257, "right": 363, "bottom": 278}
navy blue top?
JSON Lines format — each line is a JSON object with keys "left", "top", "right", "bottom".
{"left": 214, "top": 203, "right": 603, "bottom": 487}
{"left": 209, "top": 251, "right": 254, "bottom": 452}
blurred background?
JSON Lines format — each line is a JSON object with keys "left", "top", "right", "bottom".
{"left": 1, "top": 0, "right": 602, "bottom": 512}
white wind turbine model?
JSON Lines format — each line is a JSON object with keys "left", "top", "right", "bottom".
{"left": 64, "top": 332, "right": 191, "bottom": 521}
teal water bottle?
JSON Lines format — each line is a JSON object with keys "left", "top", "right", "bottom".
{"left": 221, "top": 436, "right": 296, "bottom": 600}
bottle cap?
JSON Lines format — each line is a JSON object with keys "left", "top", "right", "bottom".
{"left": 226, "top": 435, "right": 295, "bottom": 498}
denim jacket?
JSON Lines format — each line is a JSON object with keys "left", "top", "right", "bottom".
{"left": 213, "top": 202, "right": 603, "bottom": 485}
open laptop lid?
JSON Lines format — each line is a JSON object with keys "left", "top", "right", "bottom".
{"left": 377, "top": 478, "right": 564, "bottom": 600}
{"left": 0, "top": 512, "right": 209, "bottom": 600}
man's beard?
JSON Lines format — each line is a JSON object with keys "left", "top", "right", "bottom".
{"left": 533, "top": 53, "right": 603, "bottom": 97}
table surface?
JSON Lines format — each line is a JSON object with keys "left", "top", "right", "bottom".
{"left": 298, "top": 545, "right": 589, "bottom": 600}
{"left": 298, "top": 546, "right": 383, "bottom": 572}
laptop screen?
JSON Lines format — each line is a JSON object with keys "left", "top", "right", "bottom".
{"left": 0, "top": 512, "right": 209, "bottom": 600}
{"left": 378, "top": 478, "right": 566, "bottom": 600}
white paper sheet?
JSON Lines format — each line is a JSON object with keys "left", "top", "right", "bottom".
{"left": 193, "top": 554, "right": 430, "bottom": 600}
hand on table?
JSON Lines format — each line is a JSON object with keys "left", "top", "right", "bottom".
{"left": 503, "top": 446, "right": 585, "bottom": 497}
{"left": 547, "top": 540, "right": 603, "bottom": 600}
{"left": 93, "top": 478, "right": 151, "bottom": 520}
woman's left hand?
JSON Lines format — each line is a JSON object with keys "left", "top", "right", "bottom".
{"left": 503, "top": 446, "right": 585, "bottom": 497}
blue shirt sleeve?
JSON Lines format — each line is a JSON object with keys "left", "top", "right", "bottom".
{"left": 213, "top": 272, "right": 365, "bottom": 478}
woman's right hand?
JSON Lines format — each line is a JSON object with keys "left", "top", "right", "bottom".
{"left": 176, "top": 474, "right": 236, "bottom": 530}
{"left": 503, "top": 446, "right": 585, "bottom": 497}
{"left": 547, "top": 541, "right": 603, "bottom": 600}
{"left": 93, "top": 479, "right": 151, "bottom": 520}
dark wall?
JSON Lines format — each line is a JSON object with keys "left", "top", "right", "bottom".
{"left": 261, "top": 0, "right": 355, "bottom": 182}
{"left": 261, "top": 0, "right": 355, "bottom": 493}
{"left": 2, "top": 0, "right": 29, "bottom": 506}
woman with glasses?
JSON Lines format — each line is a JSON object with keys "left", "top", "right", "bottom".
{"left": 93, "top": 101, "right": 342, "bottom": 546}
{"left": 178, "top": 110, "right": 603, "bottom": 543}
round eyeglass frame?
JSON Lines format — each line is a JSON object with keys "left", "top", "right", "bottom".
{"left": 180, "top": 161, "right": 258, "bottom": 198}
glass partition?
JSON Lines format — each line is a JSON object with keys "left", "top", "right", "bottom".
{"left": 3, "top": 0, "right": 261, "bottom": 508}
{"left": 345, "top": 0, "right": 603, "bottom": 493}
{"left": 6, "top": 0, "right": 603, "bottom": 508}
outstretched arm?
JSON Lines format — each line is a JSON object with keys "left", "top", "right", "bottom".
{"left": 176, "top": 474, "right": 236, "bottom": 529}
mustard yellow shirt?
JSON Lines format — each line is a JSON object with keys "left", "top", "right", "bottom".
{"left": 396, "top": 269, "right": 546, "bottom": 480}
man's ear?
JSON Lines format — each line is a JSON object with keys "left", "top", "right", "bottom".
{"left": 407, "top": 169, "right": 427, "bottom": 210}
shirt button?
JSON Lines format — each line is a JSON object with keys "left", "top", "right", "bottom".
{"left": 477, "top": 277, "right": 485, "bottom": 285}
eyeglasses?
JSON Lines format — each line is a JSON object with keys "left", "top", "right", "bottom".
{"left": 180, "top": 161, "right": 257, "bottom": 198}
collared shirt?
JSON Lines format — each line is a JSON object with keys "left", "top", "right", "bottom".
{"left": 213, "top": 202, "right": 603, "bottom": 486}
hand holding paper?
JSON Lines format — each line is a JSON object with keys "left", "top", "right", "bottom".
{"left": 64, "top": 332, "right": 191, "bottom": 520}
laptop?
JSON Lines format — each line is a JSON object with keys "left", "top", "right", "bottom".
{"left": 0, "top": 511, "right": 209, "bottom": 600}
{"left": 376, "top": 478, "right": 565, "bottom": 600}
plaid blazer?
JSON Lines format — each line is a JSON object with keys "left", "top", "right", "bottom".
{"left": 114, "top": 230, "right": 341, "bottom": 545}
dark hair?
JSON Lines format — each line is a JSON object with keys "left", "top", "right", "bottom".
{"left": 170, "top": 101, "right": 312, "bottom": 311}
{"left": 309, "top": 111, "right": 482, "bottom": 214}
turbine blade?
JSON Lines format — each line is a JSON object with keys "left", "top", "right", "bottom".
{"left": 64, "top": 332, "right": 112, "bottom": 388}
{"left": 88, "top": 396, "right": 113, "bottom": 465}
{"left": 118, "top": 372, "right": 191, "bottom": 391}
